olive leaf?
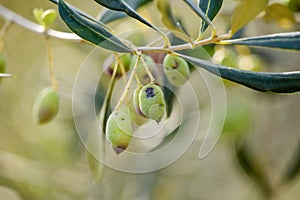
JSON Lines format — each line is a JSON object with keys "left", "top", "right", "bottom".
{"left": 230, "top": 0, "right": 268, "bottom": 35}
{"left": 86, "top": 129, "right": 104, "bottom": 182}
{"left": 199, "top": 0, "right": 223, "bottom": 33}
{"left": 283, "top": 140, "right": 300, "bottom": 182}
{"left": 220, "top": 32, "right": 300, "bottom": 50}
{"left": 100, "top": 0, "right": 153, "bottom": 24}
{"left": 86, "top": 53, "right": 120, "bottom": 181}
{"left": 157, "top": 0, "right": 193, "bottom": 43}
{"left": 177, "top": 53, "right": 300, "bottom": 93}
{"left": 94, "top": 0, "right": 162, "bottom": 36}
{"left": 235, "top": 140, "right": 272, "bottom": 196}
{"left": 182, "top": 0, "right": 215, "bottom": 31}
{"left": 58, "top": 0, "right": 132, "bottom": 53}
{"left": 162, "top": 84, "right": 176, "bottom": 118}
{"left": 263, "top": 3, "right": 296, "bottom": 28}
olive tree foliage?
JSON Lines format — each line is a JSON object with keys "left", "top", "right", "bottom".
{"left": 0, "top": 0, "right": 300, "bottom": 192}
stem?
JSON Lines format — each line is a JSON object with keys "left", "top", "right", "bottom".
{"left": 146, "top": 31, "right": 172, "bottom": 48}
{"left": 115, "top": 54, "right": 140, "bottom": 110}
{"left": 196, "top": 23, "right": 217, "bottom": 42}
{"left": 0, "top": 5, "right": 232, "bottom": 54}
{"left": 0, "top": 5, "right": 81, "bottom": 41}
{"left": 157, "top": 29, "right": 171, "bottom": 48}
{"left": 114, "top": 53, "right": 127, "bottom": 87}
{"left": 46, "top": 35, "right": 58, "bottom": 90}
{"left": 140, "top": 56, "right": 155, "bottom": 83}
{"left": 134, "top": 73, "right": 142, "bottom": 88}
{"left": 138, "top": 33, "right": 230, "bottom": 53}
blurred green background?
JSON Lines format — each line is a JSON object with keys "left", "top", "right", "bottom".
{"left": 0, "top": 0, "right": 299, "bottom": 199}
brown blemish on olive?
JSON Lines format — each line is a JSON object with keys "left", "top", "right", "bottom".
{"left": 172, "top": 60, "right": 179, "bottom": 69}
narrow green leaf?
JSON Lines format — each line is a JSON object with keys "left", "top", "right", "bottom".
{"left": 86, "top": 131, "right": 104, "bottom": 182}
{"left": 100, "top": 0, "right": 153, "bottom": 24}
{"left": 177, "top": 53, "right": 300, "bottom": 93}
{"left": 58, "top": 0, "right": 132, "bottom": 53}
{"left": 162, "top": 83, "right": 176, "bottom": 117}
{"left": 263, "top": 3, "right": 296, "bottom": 29}
{"left": 49, "top": 0, "right": 58, "bottom": 4}
{"left": 230, "top": 0, "right": 268, "bottom": 34}
{"left": 157, "top": 0, "right": 193, "bottom": 43}
{"left": 87, "top": 53, "right": 119, "bottom": 181}
{"left": 220, "top": 32, "right": 300, "bottom": 50}
{"left": 283, "top": 140, "right": 300, "bottom": 182}
{"left": 95, "top": 0, "right": 158, "bottom": 32}
{"left": 183, "top": 0, "right": 215, "bottom": 31}
{"left": 235, "top": 141, "right": 264, "bottom": 182}
{"left": 235, "top": 140, "right": 272, "bottom": 196}
{"left": 199, "top": 0, "right": 223, "bottom": 33}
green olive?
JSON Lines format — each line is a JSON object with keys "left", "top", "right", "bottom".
{"left": 163, "top": 54, "right": 190, "bottom": 86}
{"left": 128, "top": 88, "right": 148, "bottom": 126}
{"left": 33, "top": 87, "right": 59, "bottom": 124}
{"left": 212, "top": 48, "right": 238, "bottom": 68}
{"left": 41, "top": 9, "right": 57, "bottom": 28}
{"left": 106, "top": 110, "right": 133, "bottom": 154}
{"left": 105, "top": 54, "right": 131, "bottom": 77}
{"left": 139, "top": 83, "right": 166, "bottom": 123}
{"left": 33, "top": 8, "right": 57, "bottom": 28}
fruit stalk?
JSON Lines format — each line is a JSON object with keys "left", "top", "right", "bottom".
{"left": 115, "top": 54, "right": 141, "bottom": 110}
{"left": 46, "top": 35, "right": 58, "bottom": 90}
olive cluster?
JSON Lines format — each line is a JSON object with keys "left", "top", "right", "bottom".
{"left": 105, "top": 53, "right": 190, "bottom": 154}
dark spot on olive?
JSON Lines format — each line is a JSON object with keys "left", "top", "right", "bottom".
{"left": 145, "top": 87, "right": 155, "bottom": 98}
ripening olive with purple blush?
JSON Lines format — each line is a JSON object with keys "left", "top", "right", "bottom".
{"left": 104, "top": 54, "right": 131, "bottom": 77}
{"left": 163, "top": 54, "right": 190, "bottom": 86}
{"left": 106, "top": 110, "right": 133, "bottom": 154}
{"left": 33, "top": 87, "right": 59, "bottom": 124}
